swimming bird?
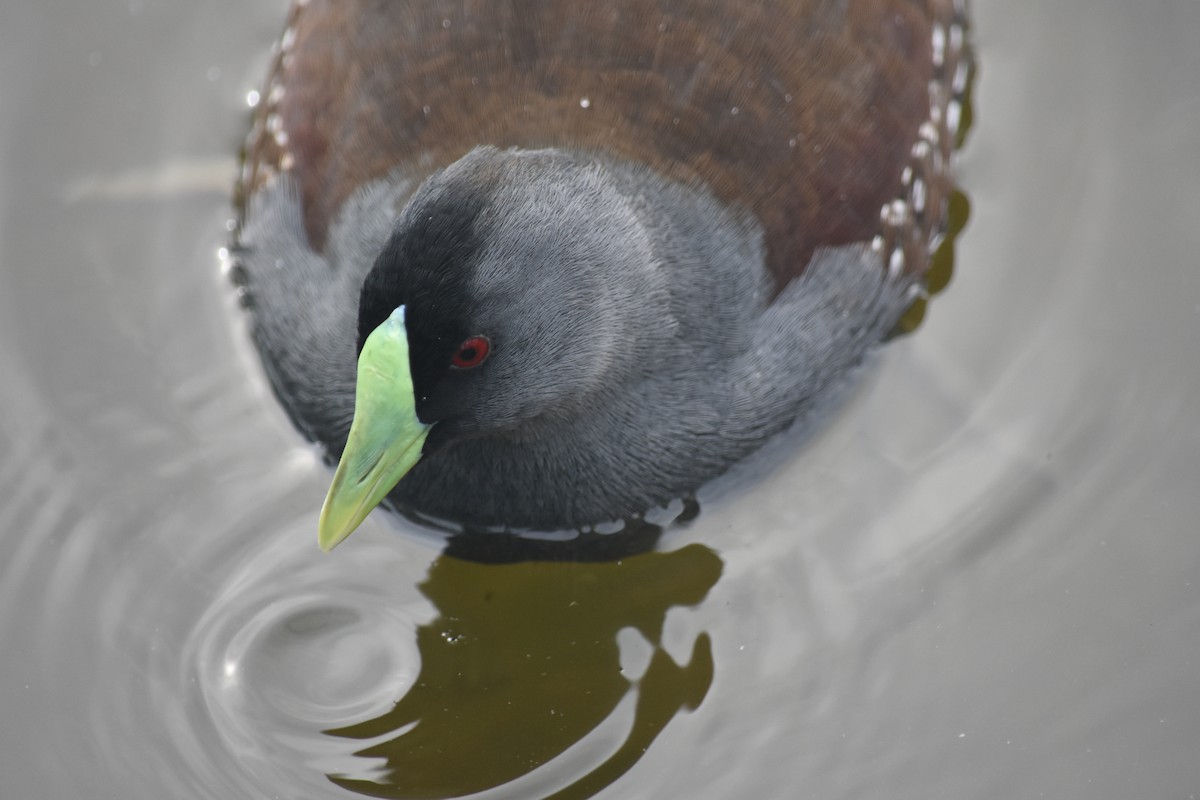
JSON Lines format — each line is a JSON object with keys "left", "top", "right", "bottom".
{"left": 231, "top": 0, "right": 970, "bottom": 550}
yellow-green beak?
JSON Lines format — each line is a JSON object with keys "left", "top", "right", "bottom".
{"left": 318, "top": 306, "right": 431, "bottom": 551}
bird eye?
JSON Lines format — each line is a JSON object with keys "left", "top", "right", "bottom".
{"left": 450, "top": 335, "right": 491, "bottom": 369}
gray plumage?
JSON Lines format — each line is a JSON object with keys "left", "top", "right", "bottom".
{"left": 238, "top": 146, "right": 915, "bottom": 530}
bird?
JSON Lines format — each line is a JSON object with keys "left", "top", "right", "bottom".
{"left": 230, "top": 0, "right": 971, "bottom": 550}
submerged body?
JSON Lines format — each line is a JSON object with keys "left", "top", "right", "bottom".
{"left": 233, "top": 0, "right": 970, "bottom": 545}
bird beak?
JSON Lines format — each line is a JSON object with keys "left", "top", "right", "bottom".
{"left": 318, "top": 306, "right": 430, "bottom": 551}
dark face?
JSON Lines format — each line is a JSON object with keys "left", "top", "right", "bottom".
{"left": 356, "top": 167, "right": 495, "bottom": 441}
{"left": 354, "top": 146, "right": 658, "bottom": 448}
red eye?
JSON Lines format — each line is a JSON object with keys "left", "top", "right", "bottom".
{"left": 450, "top": 335, "right": 491, "bottom": 369}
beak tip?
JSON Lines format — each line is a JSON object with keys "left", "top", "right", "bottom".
{"left": 317, "top": 506, "right": 355, "bottom": 553}
{"left": 317, "top": 530, "right": 348, "bottom": 553}
{"left": 317, "top": 532, "right": 337, "bottom": 552}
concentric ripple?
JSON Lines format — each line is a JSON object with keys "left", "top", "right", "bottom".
{"left": 175, "top": 521, "right": 435, "bottom": 793}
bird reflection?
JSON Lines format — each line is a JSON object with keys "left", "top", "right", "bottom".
{"left": 325, "top": 535, "right": 723, "bottom": 799}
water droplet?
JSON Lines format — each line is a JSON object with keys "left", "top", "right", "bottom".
{"left": 579, "top": 97, "right": 591, "bottom": 109}
{"left": 246, "top": 90, "right": 261, "bottom": 108}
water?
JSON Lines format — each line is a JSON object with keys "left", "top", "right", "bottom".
{"left": 2, "top": 1, "right": 1200, "bottom": 798}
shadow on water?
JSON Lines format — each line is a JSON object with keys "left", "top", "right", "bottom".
{"left": 325, "top": 535, "right": 723, "bottom": 799}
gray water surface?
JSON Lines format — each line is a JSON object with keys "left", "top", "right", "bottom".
{"left": 2, "top": 1, "right": 1200, "bottom": 798}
